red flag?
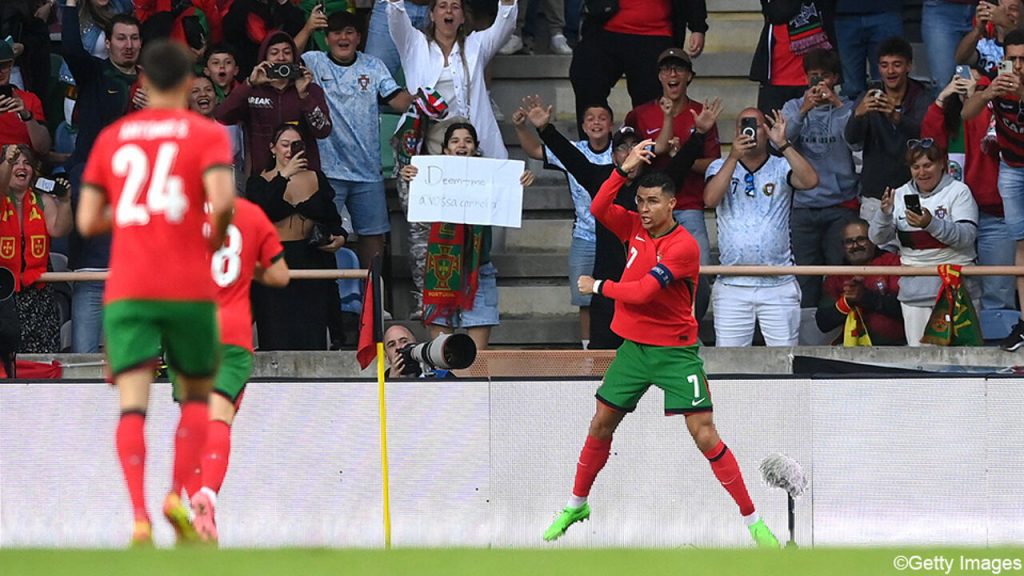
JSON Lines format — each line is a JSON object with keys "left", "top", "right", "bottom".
{"left": 357, "top": 255, "right": 383, "bottom": 370}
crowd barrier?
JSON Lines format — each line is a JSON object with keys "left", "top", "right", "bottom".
{"left": 29, "top": 265, "right": 1024, "bottom": 284}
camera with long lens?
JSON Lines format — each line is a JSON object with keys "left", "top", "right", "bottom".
{"left": 397, "top": 333, "right": 477, "bottom": 377}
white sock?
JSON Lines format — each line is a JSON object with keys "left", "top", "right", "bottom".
{"left": 567, "top": 495, "right": 587, "bottom": 509}
{"left": 743, "top": 511, "right": 760, "bottom": 527}
{"left": 581, "top": 339, "right": 590, "bottom": 350}
{"left": 199, "top": 486, "right": 218, "bottom": 505}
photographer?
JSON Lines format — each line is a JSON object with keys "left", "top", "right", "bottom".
{"left": 215, "top": 30, "right": 332, "bottom": 177}
{"left": 0, "top": 144, "right": 72, "bottom": 353}
{"left": 383, "top": 325, "right": 457, "bottom": 379}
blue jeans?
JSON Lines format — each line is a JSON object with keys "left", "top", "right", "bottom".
{"left": 922, "top": 0, "right": 976, "bottom": 88}
{"left": 790, "top": 205, "right": 858, "bottom": 307}
{"left": 976, "top": 211, "right": 1018, "bottom": 338}
{"left": 365, "top": 0, "right": 431, "bottom": 82}
{"left": 71, "top": 280, "right": 104, "bottom": 353}
{"left": 673, "top": 209, "right": 712, "bottom": 322}
{"left": 335, "top": 246, "right": 362, "bottom": 315}
{"left": 834, "top": 12, "right": 903, "bottom": 100}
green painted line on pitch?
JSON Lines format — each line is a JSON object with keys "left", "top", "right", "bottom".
{"left": 3, "top": 547, "right": 1024, "bottom": 576}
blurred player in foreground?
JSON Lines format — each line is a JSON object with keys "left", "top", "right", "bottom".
{"left": 542, "top": 141, "right": 779, "bottom": 548}
{"left": 172, "top": 197, "right": 288, "bottom": 544}
{"left": 77, "top": 40, "right": 236, "bottom": 546}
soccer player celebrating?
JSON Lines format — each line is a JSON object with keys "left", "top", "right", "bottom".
{"left": 173, "top": 196, "right": 289, "bottom": 544}
{"left": 542, "top": 140, "right": 780, "bottom": 548}
{"left": 76, "top": 40, "right": 236, "bottom": 546}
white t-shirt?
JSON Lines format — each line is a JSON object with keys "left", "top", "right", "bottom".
{"left": 706, "top": 155, "right": 796, "bottom": 287}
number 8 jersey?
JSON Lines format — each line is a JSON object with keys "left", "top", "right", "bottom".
{"left": 82, "top": 109, "right": 234, "bottom": 304}
{"left": 212, "top": 198, "right": 284, "bottom": 351}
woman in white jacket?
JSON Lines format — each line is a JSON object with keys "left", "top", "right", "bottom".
{"left": 869, "top": 139, "right": 979, "bottom": 345}
{"left": 387, "top": 0, "right": 516, "bottom": 158}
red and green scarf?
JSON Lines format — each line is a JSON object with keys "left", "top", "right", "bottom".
{"left": 787, "top": 2, "right": 833, "bottom": 56}
{"left": 422, "top": 223, "right": 484, "bottom": 325}
{"left": 0, "top": 191, "right": 48, "bottom": 292}
{"left": 835, "top": 295, "right": 872, "bottom": 347}
{"left": 921, "top": 264, "right": 982, "bottom": 346}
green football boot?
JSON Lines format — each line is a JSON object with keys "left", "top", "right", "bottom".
{"left": 748, "top": 518, "right": 780, "bottom": 548}
{"left": 542, "top": 503, "right": 591, "bottom": 542}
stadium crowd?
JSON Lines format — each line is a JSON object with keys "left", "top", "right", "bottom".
{"left": 4, "top": 0, "right": 1024, "bottom": 355}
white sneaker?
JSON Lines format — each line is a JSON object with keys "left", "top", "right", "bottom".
{"left": 550, "top": 33, "right": 573, "bottom": 55}
{"left": 499, "top": 34, "right": 524, "bottom": 55}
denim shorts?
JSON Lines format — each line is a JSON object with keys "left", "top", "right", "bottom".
{"left": 998, "top": 162, "right": 1024, "bottom": 241}
{"left": 568, "top": 235, "right": 596, "bottom": 307}
{"left": 430, "top": 262, "right": 499, "bottom": 328}
{"left": 328, "top": 178, "right": 390, "bottom": 236}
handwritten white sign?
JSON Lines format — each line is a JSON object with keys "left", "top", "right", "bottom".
{"left": 407, "top": 156, "right": 525, "bottom": 228}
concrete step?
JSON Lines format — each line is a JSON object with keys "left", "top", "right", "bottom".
{"left": 504, "top": 219, "right": 574, "bottom": 251}
{"left": 708, "top": 0, "right": 759, "bottom": 11}
{"left": 702, "top": 13, "right": 763, "bottom": 55}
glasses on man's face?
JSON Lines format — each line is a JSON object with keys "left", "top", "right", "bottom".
{"left": 843, "top": 235, "right": 869, "bottom": 247}
{"left": 744, "top": 173, "right": 756, "bottom": 197}
{"left": 906, "top": 138, "right": 935, "bottom": 151}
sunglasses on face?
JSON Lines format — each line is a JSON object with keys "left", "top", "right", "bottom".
{"left": 843, "top": 236, "right": 869, "bottom": 247}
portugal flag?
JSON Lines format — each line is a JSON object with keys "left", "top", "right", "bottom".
{"left": 357, "top": 255, "right": 384, "bottom": 369}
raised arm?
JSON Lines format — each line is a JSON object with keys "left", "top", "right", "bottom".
{"left": 766, "top": 109, "right": 818, "bottom": 190}
{"left": 61, "top": 1, "right": 98, "bottom": 80}
{"left": 665, "top": 98, "right": 721, "bottom": 184}
{"left": 387, "top": 0, "right": 424, "bottom": 61}
{"left": 591, "top": 141, "right": 655, "bottom": 240}
{"left": 41, "top": 186, "right": 73, "bottom": 239}
{"left": 537, "top": 123, "right": 609, "bottom": 193}
{"left": 868, "top": 187, "right": 897, "bottom": 246}
{"left": 473, "top": 0, "right": 519, "bottom": 62}
{"left": 513, "top": 96, "right": 548, "bottom": 160}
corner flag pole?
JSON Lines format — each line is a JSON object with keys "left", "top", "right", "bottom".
{"left": 377, "top": 338, "right": 391, "bottom": 549}
{"left": 368, "top": 256, "right": 392, "bottom": 550}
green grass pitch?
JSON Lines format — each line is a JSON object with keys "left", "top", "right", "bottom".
{"left": 5, "top": 547, "right": 1024, "bottom": 576}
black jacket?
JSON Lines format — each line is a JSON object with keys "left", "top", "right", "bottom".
{"left": 749, "top": 0, "right": 837, "bottom": 84}
{"left": 844, "top": 77, "right": 930, "bottom": 199}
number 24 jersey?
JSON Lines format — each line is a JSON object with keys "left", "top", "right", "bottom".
{"left": 82, "top": 109, "right": 234, "bottom": 304}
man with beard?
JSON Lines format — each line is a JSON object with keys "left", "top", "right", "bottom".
{"left": 816, "top": 218, "right": 905, "bottom": 345}
{"left": 62, "top": 3, "right": 143, "bottom": 354}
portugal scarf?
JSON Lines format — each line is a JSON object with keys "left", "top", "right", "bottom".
{"left": 0, "top": 191, "right": 48, "bottom": 292}
{"left": 787, "top": 2, "right": 833, "bottom": 56}
{"left": 422, "top": 223, "right": 483, "bottom": 325}
{"left": 835, "top": 295, "right": 872, "bottom": 347}
{"left": 921, "top": 264, "right": 983, "bottom": 346}
{"left": 392, "top": 88, "right": 449, "bottom": 171}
